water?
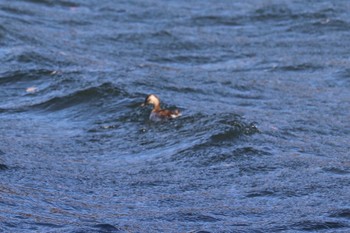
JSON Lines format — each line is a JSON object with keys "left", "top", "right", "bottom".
{"left": 1, "top": 0, "right": 350, "bottom": 232}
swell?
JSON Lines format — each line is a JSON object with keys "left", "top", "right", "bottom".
{"left": 133, "top": 113, "right": 262, "bottom": 165}
{"left": 30, "top": 82, "right": 126, "bottom": 112}
{"left": 0, "top": 69, "right": 55, "bottom": 85}
{"left": 0, "top": 82, "right": 128, "bottom": 117}
{"left": 87, "top": 111, "right": 260, "bottom": 165}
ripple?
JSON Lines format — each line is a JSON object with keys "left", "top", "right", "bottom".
{"left": 272, "top": 63, "right": 324, "bottom": 72}
{"left": 210, "top": 122, "right": 259, "bottom": 143}
{"left": 291, "top": 220, "right": 348, "bottom": 231}
{"left": 288, "top": 19, "right": 350, "bottom": 34}
{"left": 0, "top": 163, "right": 8, "bottom": 170}
{"left": 337, "top": 68, "right": 350, "bottom": 87}
{"left": 323, "top": 167, "right": 350, "bottom": 175}
{"left": 166, "top": 212, "right": 220, "bottom": 223}
{"left": 191, "top": 15, "right": 241, "bottom": 26}
{"left": 22, "top": 0, "right": 80, "bottom": 8}
{"left": 149, "top": 55, "right": 218, "bottom": 65}
{"left": 0, "top": 4, "right": 36, "bottom": 16}
{"left": 329, "top": 209, "right": 350, "bottom": 219}
{"left": 254, "top": 4, "right": 293, "bottom": 21}
{"left": 93, "top": 223, "right": 121, "bottom": 232}
{"left": 246, "top": 190, "right": 275, "bottom": 198}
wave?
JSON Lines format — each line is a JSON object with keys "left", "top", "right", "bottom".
{"left": 30, "top": 82, "right": 126, "bottom": 112}
{"left": 0, "top": 69, "right": 54, "bottom": 85}
{"left": 86, "top": 110, "right": 261, "bottom": 166}
{"left": 0, "top": 81, "right": 130, "bottom": 117}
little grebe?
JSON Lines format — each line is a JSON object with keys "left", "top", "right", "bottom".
{"left": 142, "top": 94, "right": 181, "bottom": 121}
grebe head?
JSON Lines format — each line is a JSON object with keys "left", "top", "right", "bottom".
{"left": 143, "top": 94, "right": 160, "bottom": 106}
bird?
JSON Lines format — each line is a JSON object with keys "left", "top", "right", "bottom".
{"left": 141, "top": 94, "right": 181, "bottom": 121}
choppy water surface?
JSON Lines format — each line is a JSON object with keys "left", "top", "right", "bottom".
{"left": 1, "top": 0, "right": 350, "bottom": 232}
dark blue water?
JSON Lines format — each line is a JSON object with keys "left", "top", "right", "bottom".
{"left": 1, "top": 0, "right": 350, "bottom": 232}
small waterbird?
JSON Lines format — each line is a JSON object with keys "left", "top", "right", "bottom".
{"left": 141, "top": 94, "right": 181, "bottom": 121}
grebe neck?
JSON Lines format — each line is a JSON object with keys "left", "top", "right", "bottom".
{"left": 153, "top": 104, "right": 161, "bottom": 111}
